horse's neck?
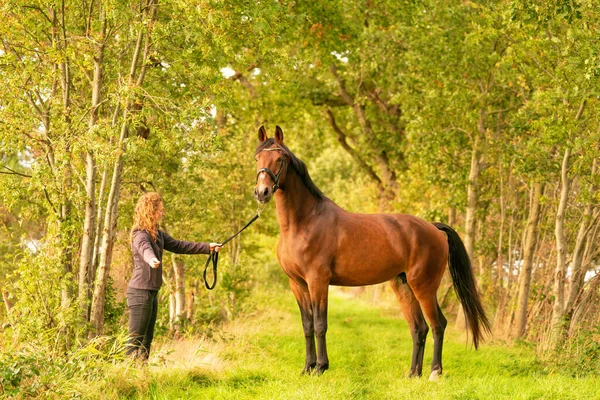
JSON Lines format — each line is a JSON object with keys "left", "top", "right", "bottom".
{"left": 274, "top": 170, "right": 320, "bottom": 232}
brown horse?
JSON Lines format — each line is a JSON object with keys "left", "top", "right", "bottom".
{"left": 253, "top": 126, "right": 490, "bottom": 380}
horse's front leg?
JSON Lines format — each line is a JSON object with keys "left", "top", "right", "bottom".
{"left": 289, "top": 278, "right": 316, "bottom": 374}
{"left": 308, "top": 276, "right": 330, "bottom": 375}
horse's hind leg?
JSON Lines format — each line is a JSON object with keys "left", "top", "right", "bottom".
{"left": 391, "top": 275, "right": 428, "bottom": 377}
{"left": 289, "top": 278, "right": 316, "bottom": 374}
{"left": 413, "top": 291, "right": 447, "bottom": 381}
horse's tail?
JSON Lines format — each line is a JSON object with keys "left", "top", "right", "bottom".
{"left": 434, "top": 223, "right": 491, "bottom": 349}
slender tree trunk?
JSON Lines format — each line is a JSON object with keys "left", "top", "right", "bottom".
{"left": 496, "top": 158, "right": 507, "bottom": 288}
{"left": 79, "top": 12, "right": 106, "bottom": 319}
{"left": 493, "top": 207, "right": 517, "bottom": 336}
{"left": 90, "top": 167, "right": 108, "bottom": 297}
{"left": 506, "top": 209, "right": 515, "bottom": 291}
{"left": 464, "top": 134, "right": 481, "bottom": 264}
{"left": 456, "top": 129, "right": 483, "bottom": 328}
{"left": 565, "top": 158, "right": 597, "bottom": 314}
{"left": 570, "top": 272, "right": 600, "bottom": 336}
{"left": 550, "top": 148, "right": 571, "bottom": 348}
{"left": 169, "top": 292, "right": 176, "bottom": 332}
{"left": 79, "top": 152, "right": 96, "bottom": 316}
{"left": 568, "top": 212, "right": 600, "bottom": 335}
{"left": 90, "top": 153, "right": 126, "bottom": 334}
{"left": 186, "top": 289, "right": 195, "bottom": 324}
{"left": 512, "top": 181, "right": 544, "bottom": 338}
{"left": 91, "top": 105, "right": 118, "bottom": 284}
{"left": 506, "top": 211, "right": 522, "bottom": 329}
{"left": 549, "top": 101, "right": 587, "bottom": 346}
{"left": 565, "top": 208, "right": 596, "bottom": 314}
{"left": 2, "top": 290, "right": 12, "bottom": 314}
{"left": 90, "top": 4, "right": 156, "bottom": 333}
{"left": 448, "top": 207, "right": 457, "bottom": 227}
{"left": 49, "top": 5, "right": 75, "bottom": 310}
{"left": 171, "top": 254, "right": 187, "bottom": 330}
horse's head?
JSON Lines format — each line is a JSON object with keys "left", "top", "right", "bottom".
{"left": 254, "top": 125, "right": 288, "bottom": 203}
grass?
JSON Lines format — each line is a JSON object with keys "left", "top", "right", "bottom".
{"left": 89, "top": 289, "right": 597, "bottom": 400}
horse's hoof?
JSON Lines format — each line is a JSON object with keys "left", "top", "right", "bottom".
{"left": 408, "top": 370, "right": 422, "bottom": 378}
{"left": 429, "top": 370, "right": 441, "bottom": 382}
{"left": 301, "top": 364, "right": 316, "bottom": 375}
{"left": 314, "top": 363, "right": 329, "bottom": 375}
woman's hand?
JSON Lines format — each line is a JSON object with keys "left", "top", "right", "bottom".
{"left": 210, "top": 243, "right": 222, "bottom": 252}
{"left": 149, "top": 257, "right": 161, "bottom": 268}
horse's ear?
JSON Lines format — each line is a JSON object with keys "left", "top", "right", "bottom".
{"left": 274, "top": 126, "right": 284, "bottom": 144}
{"left": 258, "top": 126, "right": 268, "bottom": 142}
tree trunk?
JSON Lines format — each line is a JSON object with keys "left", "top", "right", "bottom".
{"left": 456, "top": 130, "right": 483, "bottom": 328}
{"left": 50, "top": 5, "right": 75, "bottom": 311}
{"left": 496, "top": 158, "right": 507, "bottom": 288}
{"left": 504, "top": 211, "right": 523, "bottom": 335}
{"left": 506, "top": 209, "right": 516, "bottom": 291}
{"left": 90, "top": 167, "right": 109, "bottom": 302}
{"left": 186, "top": 289, "right": 195, "bottom": 324}
{"left": 90, "top": 153, "right": 126, "bottom": 334}
{"left": 569, "top": 273, "right": 600, "bottom": 336}
{"left": 169, "top": 291, "right": 176, "bottom": 332}
{"left": 568, "top": 213, "right": 600, "bottom": 335}
{"left": 78, "top": 152, "right": 96, "bottom": 317}
{"left": 565, "top": 158, "right": 597, "bottom": 315}
{"left": 550, "top": 148, "right": 570, "bottom": 348}
{"left": 90, "top": 5, "right": 156, "bottom": 333}
{"left": 171, "top": 254, "right": 187, "bottom": 330}
{"left": 493, "top": 207, "right": 516, "bottom": 337}
{"left": 512, "top": 181, "right": 544, "bottom": 338}
{"left": 448, "top": 207, "right": 457, "bottom": 227}
{"left": 79, "top": 14, "right": 106, "bottom": 319}
{"left": 2, "top": 290, "right": 13, "bottom": 314}
{"left": 464, "top": 134, "right": 481, "bottom": 263}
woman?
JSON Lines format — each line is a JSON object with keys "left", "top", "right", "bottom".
{"left": 126, "top": 192, "right": 221, "bottom": 363}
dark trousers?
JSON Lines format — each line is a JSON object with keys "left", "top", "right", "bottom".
{"left": 126, "top": 287, "right": 159, "bottom": 361}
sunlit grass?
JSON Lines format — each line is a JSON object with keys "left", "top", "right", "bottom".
{"left": 93, "top": 289, "right": 597, "bottom": 400}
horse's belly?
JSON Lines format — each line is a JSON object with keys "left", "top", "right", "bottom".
{"left": 329, "top": 258, "right": 403, "bottom": 286}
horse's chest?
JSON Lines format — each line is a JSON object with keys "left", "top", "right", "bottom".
{"left": 277, "top": 231, "right": 326, "bottom": 278}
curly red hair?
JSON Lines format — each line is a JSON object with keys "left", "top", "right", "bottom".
{"left": 131, "top": 192, "right": 163, "bottom": 241}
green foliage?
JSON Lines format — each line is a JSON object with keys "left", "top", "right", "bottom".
{"left": 0, "top": 333, "right": 129, "bottom": 398}
{"left": 1, "top": 0, "right": 600, "bottom": 392}
{"left": 0, "top": 351, "right": 43, "bottom": 397}
{"left": 104, "top": 277, "right": 127, "bottom": 334}
{"left": 553, "top": 325, "right": 600, "bottom": 376}
{"left": 6, "top": 241, "right": 78, "bottom": 347}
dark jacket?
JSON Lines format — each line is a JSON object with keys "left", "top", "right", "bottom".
{"left": 129, "top": 228, "right": 211, "bottom": 290}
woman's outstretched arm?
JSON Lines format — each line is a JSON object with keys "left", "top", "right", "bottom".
{"left": 162, "top": 232, "right": 212, "bottom": 254}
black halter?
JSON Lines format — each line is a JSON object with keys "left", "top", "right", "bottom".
{"left": 256, "top": 148, "right": 286, "bottom": 193}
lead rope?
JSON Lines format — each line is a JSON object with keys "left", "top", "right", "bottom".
{"left": 203, "top": 203, "right": 266, "bottom": 290}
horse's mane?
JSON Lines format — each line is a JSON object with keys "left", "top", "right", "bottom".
{"left": 255, "top": 139, "right": 325, "bottom": 200}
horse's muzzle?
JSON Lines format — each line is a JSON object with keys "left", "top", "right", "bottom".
{"left": 254, "top": 183, "right": 273, "bottom": 203}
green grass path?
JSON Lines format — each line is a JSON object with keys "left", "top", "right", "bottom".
{"left": 123, "top": 290, "right": 597, "bottom": 399}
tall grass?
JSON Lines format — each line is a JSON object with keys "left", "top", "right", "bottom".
{"left": 86, "top": 288, "right": 597, "bottom": 400}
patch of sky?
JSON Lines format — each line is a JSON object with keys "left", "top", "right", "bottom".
{"left": 18, "top": 147, "right": 33, "bottom": 169}
{"left": 220, "top": 66, "right": 236, "bottom": 78}
{"left": 331, "top": 50, "right": 350, "bottom": 63}
{"left": 23, "top": 238, "right": 41, "bottom": 254}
